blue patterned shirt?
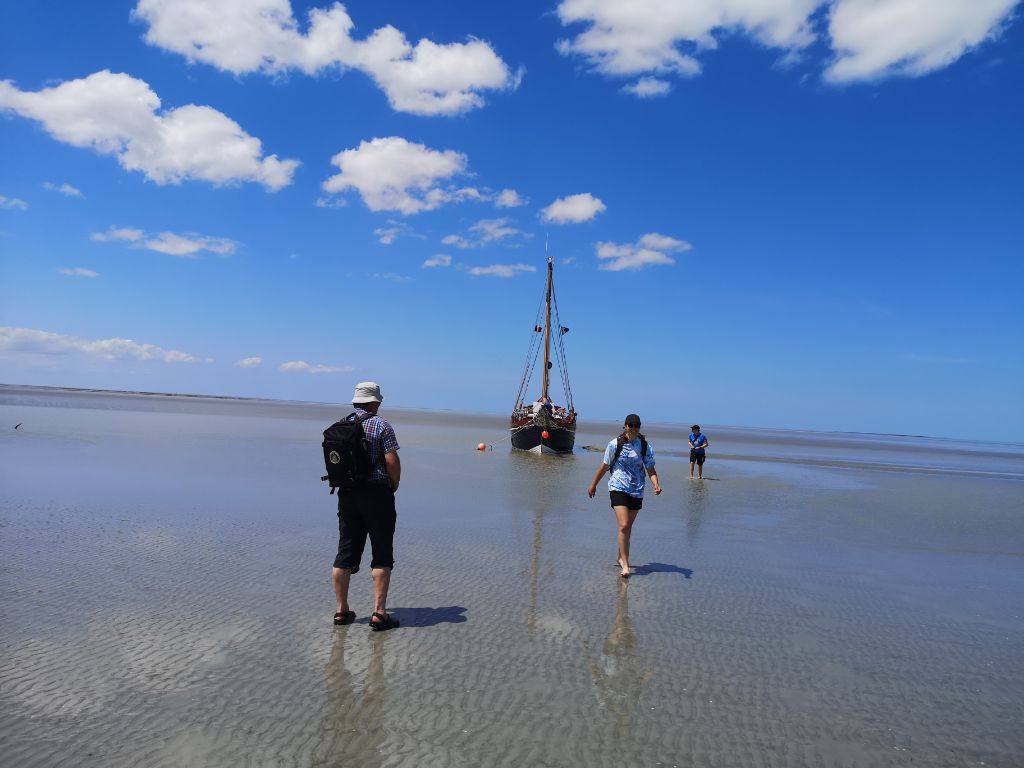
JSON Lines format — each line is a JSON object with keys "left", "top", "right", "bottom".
{"left": 354, "top": 408, "right": 400, "bottom": 483}
{"left": 603, "top": 437, "right": 655, "bottom": 497}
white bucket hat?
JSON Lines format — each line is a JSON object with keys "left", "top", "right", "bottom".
{"left": 352, "top": 381, "right": 384, "bottom": 404}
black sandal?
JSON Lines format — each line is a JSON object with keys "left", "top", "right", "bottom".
{"left": 333, "top": 610, "right": 355, "bottom": 626}
{"left": 369, "top": 611, "right": 399, "bottom": 631}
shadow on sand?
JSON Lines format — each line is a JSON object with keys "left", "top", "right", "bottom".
{"left": 632, "top": 562, "right": 693, "bottom": 579}
{"left": 353, "top": 605, "right": 468, "bottom": 628}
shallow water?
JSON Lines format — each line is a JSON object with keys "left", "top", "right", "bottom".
{"left": 2, "top": 386, "right": 1023, "bottom": 767}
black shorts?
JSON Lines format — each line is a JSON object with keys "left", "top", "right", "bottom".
{"left": 334, "top": 482, "right": 396, "bottom": 573}
{"left": 690, "top": 450, "right": 706, "bottom": 465}
{"left": 609, "top": 490, "right": 643, "bottom": 511}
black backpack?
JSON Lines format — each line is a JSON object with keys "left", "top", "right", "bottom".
{"left": 321, "top": 413, "right": 377, "bottom": 494}
{"left": 611, "top": 433, "right": 647, "bottom": 471}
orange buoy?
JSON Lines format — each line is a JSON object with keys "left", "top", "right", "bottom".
{"left": 541, "top": 430, "right": 550, "bottom": 439}
{"left": 477, "top": 443, "right": 487, "bottom": 451}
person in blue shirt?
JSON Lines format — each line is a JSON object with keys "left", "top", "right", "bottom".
{"left": 688, "top": 424, "right": 709, "bottom": 479}
{"left": 587, "top": 414, "right": 662, "bottom": 578}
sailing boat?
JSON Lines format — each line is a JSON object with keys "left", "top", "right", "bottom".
{"left": 510, "top": 257, "right": 577, "bottom": 453}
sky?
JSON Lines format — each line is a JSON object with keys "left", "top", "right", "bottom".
{"left": 1, "top": 0, "right": 1022, "bottom": 442}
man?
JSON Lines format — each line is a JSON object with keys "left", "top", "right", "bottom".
{"left": 688, "top": 424, "right": 709, "bottom": 479}
{"left": 332, "top": 382, "right": 402, "bottom": 631}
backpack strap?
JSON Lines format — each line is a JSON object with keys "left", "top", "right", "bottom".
{"left": 610, "top": 434, "right": 648, "bottom": 471}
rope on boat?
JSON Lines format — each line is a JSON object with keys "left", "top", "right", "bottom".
{"left": 512, "top": 289, "right": 546, "bottom": 412}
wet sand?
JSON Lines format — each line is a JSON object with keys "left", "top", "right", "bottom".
{"left": 2, "top": 386, "right": 1023, "bottom": 767}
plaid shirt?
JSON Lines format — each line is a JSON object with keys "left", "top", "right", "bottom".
{"left": 354, "top": 407, "right": 400, "bottom": 482}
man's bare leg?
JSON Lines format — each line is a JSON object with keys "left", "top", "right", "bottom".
{"left": 332, "top": 567, "right": 352, "bottom": 614}
{"left": 371, "top": 566, "right": 391, "bottom": 617}
{"left": 698, "top": 461, "right": 704, "bottom": 479}
{"left": 689, "top": 461, "right": 695, "bottom": 479}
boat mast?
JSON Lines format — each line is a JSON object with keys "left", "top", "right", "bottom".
{"left": 541, "top": 256, "right": 553, "bottom": 401}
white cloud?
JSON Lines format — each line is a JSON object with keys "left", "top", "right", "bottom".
{"left": 322, "top": 137, "right": 468, "bottom": 214}
{"left": 0, "top": 195, "right": 29, "bottom": 211}
{"left": 825, "top": 0, "right": 1018, "bottom": 82}
{"left": 622, "top": 77, "right": 672, "bottom": 98}
{"left": 374, "top": 227, "right": 400, "bottom": 245}
{"left": 495, "top": 188, "right": 527, "bottom": 208}
{"left": 467, "top": 263, "right": 536, "bottom": 278}
{"left": 556, "top": 0, "right": 818, "bottom": 78}
{"left": 373, "top": 220, "right": 423, "bottom": 245}
{"left": 596, "top": 232, "right": 690, "bottom": 271}
{"left": 555, "top": 0, "right": 1015, "bottom": 87}
{"left": 0, "top": 326, "right": 211, "bottom": 363}
{"left": 423, "top": 254, "right": 452, "bottom": 268}
{"left": 469, "top": 217, "right": 524, "bottom": 243}
{"left": 91, "top": 226, "right": 237, "bottom": 258}
{"left": 442, "top": 234, "right": 471, "bottom": 249}
{"left": 0, "top": 71, "right": 298, "bottom": 190}
{"left": 132, "top": 0, "right": 515, "bottom": 116}
{"left": 541, "top": 192, "right": 606, "bottom": 224}
{"left": 315, "top": 196, "right": 348, "bottom": 209}
{"left": 58, "top": 267, "right": 98, "bottom": 278}
{"left": 279, "top": 360, "right": 353, "bottom": 374}
{"left": 43, "top": 182, "right": 84, "bottom": 198}
{"left": 90, "top": 226, "right": 145, "bottom": 243}
{"left": 235, "top": 356, "right": 263, "bottom": 368}
{"left": 372, "top": 272, "right": 413, "bottom": 283}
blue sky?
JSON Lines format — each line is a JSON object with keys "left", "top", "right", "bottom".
{"left": 1, "top": 0, "right": 1022, "bottom": 441}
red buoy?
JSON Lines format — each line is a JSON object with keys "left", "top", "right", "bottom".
{"left": 541, "top": 430, "right": 550, "bottom": 439}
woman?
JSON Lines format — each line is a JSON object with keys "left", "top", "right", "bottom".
{"left": 587, "top": 414, "right": 662, "bottom": 577}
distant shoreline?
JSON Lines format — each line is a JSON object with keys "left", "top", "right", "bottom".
{"left": 2, "top": 382, "right": 1022, "bottom": 447}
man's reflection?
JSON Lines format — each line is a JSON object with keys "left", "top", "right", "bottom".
{"left": 584, "top": 580, "right": 652, "bottom": 737}
{"left": 687, "top": 478, "right": 707, "bottom": 542}
{"left": 314, "top": 631, "right": 387, "bottom": 767}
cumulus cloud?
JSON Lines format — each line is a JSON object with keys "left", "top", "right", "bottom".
{"left": 622, "top": 77, "right": 672, "bottom": 97}
{"left": 467, "top": 263, "right": 536, "bottom": 278}
{"left": 91, "top": 226, "right": 237, "bottom": 258}
{"left": 469, "top": 217, "right": 525, "bottom": 243}
{"left": 596, "top": 232, "right": 691, "bottom": 271}
{"left": 556, "top": 0, "right": 817, "bottom": 79}
{"left": 495, "top": 188, "right": 527, "bottom": 208}
{"left": 322, "top": 137, "right": 469, "bottom": 214}
{"left": 541, "top": 193, "right": 606, "bottom": 224}
{"left": 373, "top": 219, "right": 423, "bottom": 245}
{"left": 0, "top": 71, "right": 298, "bottom": 190}
{"left": 0, "top": 326, "right": 211, "bottom": 363}
{"left": 556, "top": 0, "right": 1016, "bottom": 87}
{"left": 235, "top": 357, "right": 263, "bottom": 367}
{"left": 132, "top": 0, "right": 515, "bottom": 116}
{"left": 441, "top": 234, "right": 471, "bottom": 249}
{"left": 279, "top": 360, "right": 353, "bottom": 374}
{"left": 825, "top": 0, "right": 1018, "bottom": 82}
{"left": 90, "top": 226, "right": 145, "bottom": 243}
{"left": 423, "top": 254, "right": 452, "bottom": 268}
{"left": 372, "top": 272, "right": 413, "bottom": 283}
{"left": 58, "top": 267, "right": 98, "bottom": 278}
{"left": 43, "top": 182, "right": 84, "bottom": 198}
{"left": 0, "top": 195, "right": 29, "bottom": 211}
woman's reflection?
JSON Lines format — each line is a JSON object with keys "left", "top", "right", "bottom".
{"left": 584, "top": 580, "right": 652, "bottom": 737}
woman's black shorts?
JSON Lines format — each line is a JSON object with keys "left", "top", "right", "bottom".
{"left": 609, "top": 490, "right": 643, "bottom": 510}
{"left": 690, "top": 450, "right": 706, "bottom": 465}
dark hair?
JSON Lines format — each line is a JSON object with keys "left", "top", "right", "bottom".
{"left": 624, "top": 413, "right": 641, "bottom": 428}
{"left": 691, "top": 424, "right": 700, "bottom": 432}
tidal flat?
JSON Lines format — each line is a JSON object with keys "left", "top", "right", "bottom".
{"left": 2, "top": 385, "right": 1023, "bottom": 767}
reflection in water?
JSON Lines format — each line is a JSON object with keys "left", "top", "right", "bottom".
{"left": 314, "top": 631, "right": 387, "bottom": 768}
{"left": 507, "top": 449, "right": 577, "bottom": 638}
{"left": 584, "top": 581, "right": 652, "bottom": 737}
{"left": 687, "top": 479, "right": 707, "bottom": 542}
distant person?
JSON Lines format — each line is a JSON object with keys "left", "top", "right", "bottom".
{"left": 332, "top": 382, "right": 402, "bottom": 631}
{"left": 688, "top": 424, "right": 709, "bottom": 479}
{"left": 587, "top": 414, "right": 662, "bottom": 578}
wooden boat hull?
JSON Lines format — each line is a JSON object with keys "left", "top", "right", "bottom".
{"left": 510, "top": 415, "right": 576, "bottom": 453}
